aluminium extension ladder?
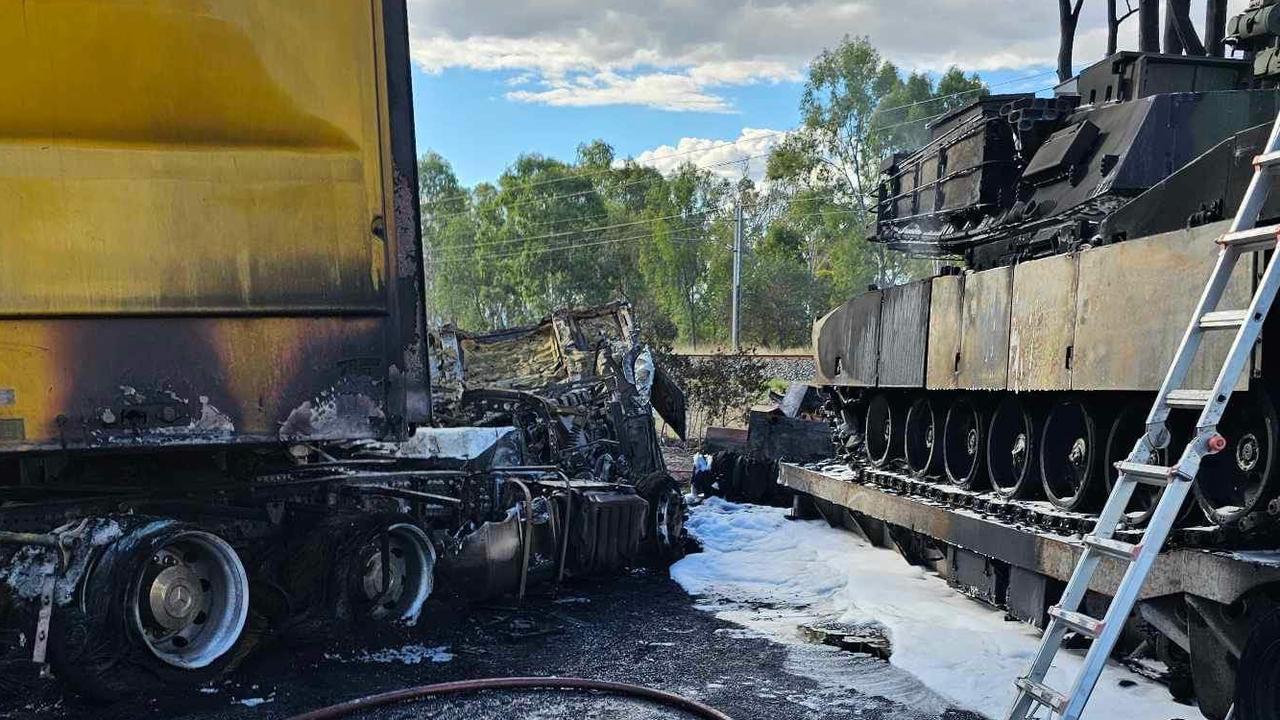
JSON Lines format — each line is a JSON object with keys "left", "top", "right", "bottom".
{"left": 1004, "top": 111, "right": 1280, "bottom": 720}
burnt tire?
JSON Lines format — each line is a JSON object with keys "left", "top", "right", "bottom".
{"left": 638, "top": 474, "right": 687, "bottom": 566}
{"left": 48, "top": 520, "right": 249, "bottom": 701}
{"left": 329, "top": 516, "right": 436, "bottom": 626}
{"left": 1234, "top": 608, "right": 1280, "bottom": 720}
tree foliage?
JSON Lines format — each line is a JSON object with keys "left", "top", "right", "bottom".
{"left": 420, "top": 36, "right": 987, "bottom": 349}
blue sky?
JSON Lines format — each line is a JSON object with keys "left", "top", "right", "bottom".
{"left": 404, "top": 0, "right": 1245, "bottom": 187}
{"left": 411, "top": 65, "right": 1058, "bottom": 187}
{"left": 412, "top": 67, "right": 806, "bottom": 186}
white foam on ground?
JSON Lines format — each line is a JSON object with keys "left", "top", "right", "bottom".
{"left": 671, "top": 498, "right": 1194, "bottom": 720}
{"left": 327, "top": 644, "right": 455, "bottom": 665}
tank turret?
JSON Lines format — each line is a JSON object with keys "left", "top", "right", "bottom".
{"left": 872, "top": 50, "right": 1275, "bottom": 269}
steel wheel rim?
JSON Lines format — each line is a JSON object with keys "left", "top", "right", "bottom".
{"left": 905, "top": 397, "right": 938, "bottom": 476}
{"left": 131, "top": 530, "right": 248, "bottom": 670}
{"left": 1041, "top": 401, "right": 1095, "bottom": 508}
{"left": 987, "top": 396, "right": 1034, "bottom": 497}
{"left": 359, "top": 523, "right": 435, "bottom": 623}
{"left": 655, "top": 489, "right": 685, "bottom": 553}
{"left": 944, "top": 399, "right": 983, "bottom": 488}
{"left": 1106, "top": 403, "right": 1165, "bottom": 526}
{"left": 865, "top": 394, "right": 895, "bottom": 467}
{"left": 1198, "top": 393, "right": 1276, "bottom": 524}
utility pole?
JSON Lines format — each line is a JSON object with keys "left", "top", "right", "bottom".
{"left": 731, "top": 196, "right": 743, "bottom": 353}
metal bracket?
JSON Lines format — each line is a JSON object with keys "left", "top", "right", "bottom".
{"left": 31, "top": 574, "right": 54, "bottom": 665}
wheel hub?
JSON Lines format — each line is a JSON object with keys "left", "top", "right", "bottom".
{"left": 1069, "top": 437, "right": 1088, "bottom": 467}
{"left": 361, "top": 540, "right": 408, "bottom": 607}
{"left": 130, "top": 530, "right": 249, "bottom": 670}
{"left": 148, "top": 563, "right": 205, "bottom": 632}
{"left": 966, "top": 427, "right": 979, "bottom": 456}
{"left": 1011, "top": 433, "right": 1027, "bottom": 467}
{"left": 1237, "top": 433, "right": 1260, "bottom": 472}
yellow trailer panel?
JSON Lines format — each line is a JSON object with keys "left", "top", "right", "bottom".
{"left": 0, "top": 0, "right": 429, "bottom": 451}
{"left": 0, "top": 0, "right": 390, "bottom": 315}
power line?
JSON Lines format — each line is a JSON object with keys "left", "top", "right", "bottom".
{"left": 430, "top": 184, "right": 860, "bottom": 258}
{"left": 435, "top": 208, "right": 718, "bottom": 252}
{"left": 427, "top": 153, "right": 769, "bottom": 224}
{"left": 420, "top": 67, "right": 1058, "bottom": 209}
{"left": 427, "top": 77, "right": 1064, "bottom": 263}
{"left": 433, "top": 206, "right": 863, "bottom": 265}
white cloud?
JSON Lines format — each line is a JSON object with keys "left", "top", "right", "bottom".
{"left": 407, "top": 0, "right": 1253, "bottom": 112}
{"left": 632, "top": 128, "right": 789, "bottom": 184}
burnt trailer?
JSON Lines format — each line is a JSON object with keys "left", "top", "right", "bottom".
{"left": 804, "top": 3, "right": 1280, "bottom": 718}
{"left": 0, "top": 1, "right": 683, "bottom": 701}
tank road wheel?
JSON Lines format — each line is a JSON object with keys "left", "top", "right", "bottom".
{"left": 49, "top": 522, "right": 249, "bottom": 700}
{"left": 1040, "top": 398, "right": 1102, "bottom": 512}
{"left": 1196, "top": 389, "right": 1279, "bottom": 527}
{"left": 339, "top": 521, "right": 436, "bottom": 625}
{"left": 986, "top": 395, "right": 1041, "bottom": 499}
{"left": 864, "top": 393, "right": 901, "bottom": 468}
{"left": 943, "top": 396, "right": 987, "bottom": 490}
{"left": 904, "top": 395, "right": 943, "bottom": 477}
{"left": 1103, "top": 401, "right": 1203, "bottom": 527}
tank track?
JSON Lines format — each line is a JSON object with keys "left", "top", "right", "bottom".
{"left": 810, "top": 458, "right": 1243, "bottom": 549}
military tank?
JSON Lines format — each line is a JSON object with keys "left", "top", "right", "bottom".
{"left": 819, "top": 6, "right": 1280, "bottom": 533}
{"left": 802, "top": 6, "right": 1280, "bottom": 717}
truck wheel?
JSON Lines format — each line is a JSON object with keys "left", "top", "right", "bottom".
{"left": 49, "top": 521, "right": 249, "bottom": 700}
{"left": 332, "top": 518, "right": 436, "bottom": 626}
{"left": 639, "top": 474, "right": 686, "bottom": 565}
{"left": 1234, "top": 608, "right": 1280, "bottom": 720}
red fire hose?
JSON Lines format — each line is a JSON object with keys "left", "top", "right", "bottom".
{"left": 286, "top": 676, "right": 735, "bottom": 720}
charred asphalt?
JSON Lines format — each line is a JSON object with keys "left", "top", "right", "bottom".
{"left": 5, "top": 569, "right": 985, "bottom": 720}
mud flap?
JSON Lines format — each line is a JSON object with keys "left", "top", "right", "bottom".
{"left": 652, "top": 364, "right": 687, "bottom": 440}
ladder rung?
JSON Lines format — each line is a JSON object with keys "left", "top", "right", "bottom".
{"left": 1049, "top": 605, "right": 1106, "bottom": 638}
{"left": 1084, "top": 534, "right": 1141, "bottom": 561}
{"left": 1219, "top": 224, "right": 1280, "bottom": 252}
{"left": 1200, "top": 309, "right": 1250, "bottom": 330}
{"left": 1114, "top": 460, "right": 1173, "bottom": 485}
{"left": 1166, "top": 389, "right": 1214, "bottom": 409}
{"left": 1256, "top": 150, "right": 1280, "bottom": 169}
{"left": 1016, "top": 678, "right": 1068, "bottom": 714}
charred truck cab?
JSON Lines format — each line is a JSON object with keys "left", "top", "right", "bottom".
{"left": 0, "top": 1, "right": 685, "bottom": 700}
{"left": 801, "top": 4, "right": 1280, "bottom": 718}
{"left": 431, "top": 301, "right": 689, "bottom": 564}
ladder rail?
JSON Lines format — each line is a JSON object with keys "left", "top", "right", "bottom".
{"left": 1059, "top": 480, "right": 1197, "bottom": 719}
